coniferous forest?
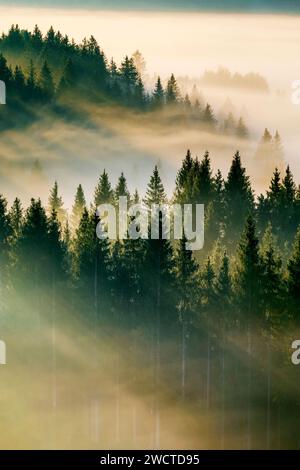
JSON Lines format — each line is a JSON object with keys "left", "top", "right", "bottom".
{"left": 0, "top": 22, "right": 300, "bottom": 450}
{"left": 0, "top": 24, "right": 247, "bottom": 136}
{"left": 1, "top": 148, "right": 300, "bottom": 449}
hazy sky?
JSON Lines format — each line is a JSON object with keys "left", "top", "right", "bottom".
{"left": 1, "top": 1, "right": 300, "bottom": 13}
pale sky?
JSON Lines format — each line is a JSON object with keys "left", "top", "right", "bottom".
{"left": 0, "top": 6, "right": 300, "bottom": 86}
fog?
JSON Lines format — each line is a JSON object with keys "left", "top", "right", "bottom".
{"left": 0, "top": 7, "right": 299, "bottom": 450}
{"left": 0, "top": 7, "right": 299, "bottom": 206}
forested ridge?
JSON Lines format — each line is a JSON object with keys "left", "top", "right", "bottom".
{"left": 0, "top": 24, "right": 299, "bottom": 450}
{"left": 0, "top": 24, "right": 249, "bottom": 137}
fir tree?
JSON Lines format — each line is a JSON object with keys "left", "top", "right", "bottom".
{"left": 32, "top": 25, "right": 43, "bottom": 49}
{"left": 203, "top": 103, "right": 216, "bottom": 128}
{"left": 224, "top": 152, "right": 254, "bottom": 249}
{"left": 281, "top": 166, "right": 297, "bottom": 240}
{"left": 260, "top": 224, "right": 284, "bottom": 327}
{"left": 26, "top": 60, "right": 37, "bottom": 99}
{"left": 174, "top": 149, "right": 194, "bottom": 203}
{"left": 48, "top": 181, "right": 66, "bottom": 225}
{"left": 152, "top": 76, "right": 164, "bottom": 107}
{"left": 73, "top": 209, "right": 111, "bottom": 323}
{"left": 0, "top": 53, "right": 12, "bottom": 84}
{"left": 94, "top": 170, "right": 114, "bottom": 207}
{"left": 236, "top": 117, "right": 248, "bottom": 138}
{"left": 115, "top": 172, "right": 130, "bottom": 202}
{"left": 287, "top": 228, "right": 300, "bottom": 321}
{"left": 47, "top": 209, "right": 65, "bottom": 283}
{"left": 0, "top": 195, "right": 12, "bottom": 283}
{"left": 58, "top": 58, "right": 76, "bottom": 94}
{"left": 143, "top": 165, "right": 167, "bottom": 208}
{"left": 192, "top": 151, "right": 214, "bottom": 206}
{"left": 39, "top": 61, "right": 55, "bottom": 100}
{"left": 234, "top": 216, "right": 263, "bottom": 324}
{"left": 9, "top": 198, "right": 23, "bottom": 240}
{"left": 16, "top": 199, "right": 49, "bottom": 288}
{"left": 166, "top": 74, "right": 179, "bottom": 104}
{"left": 174, "top": 235, "right": 199, "bottom": 397}
{"left": 71, "top": 184, "right": 86, "bottom": 230}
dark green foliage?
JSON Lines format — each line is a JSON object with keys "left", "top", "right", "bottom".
{"left": 71, "top": 184, "right": 86, "bottom": 230}
{"left": 48, "top": 181, "right": 66, "bottom": 225}
{"left": 152, "top": 76, "right": 164, "bottom": 107}
{"left": 0, "top": 195, "right": 12, "bottom": 281}
{"left": 174, "top": 236, "right": 199, "bottom": 326}
{"left": 287, "top": 228, "right": 300, "bottom": 321}
{"left": 224, "top": 151, "right": 254, "bottom": 249}
{"left": 166, "top": 73, "right": 180, "bottom": 104}
{"left": 143, "top": 165, "right": 167, "bottom": 208}
{"left": 9, "top": 198, "right": 23, "bottom": 240}
{"left": 234, "top": 216, "right": 263, "bottom": 324}
{"left": 115, "top": 172, "right": 130, "bottom": 202}
{"left": 39, "top": 61, "right": 55, "bottom": 100}
{"left": 94, "top": 170, "right": 114, "bottom": 207}
{"left": 0, "top": 156, "right": 299, "bottom": 445}
{"left": 260, "top": 225, "right": 284, "bottom": 327}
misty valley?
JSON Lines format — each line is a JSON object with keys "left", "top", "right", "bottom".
{"left": 0, "top": 16, "right": 299, "bottom": 451}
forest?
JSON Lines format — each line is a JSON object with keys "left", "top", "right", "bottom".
{"left": 0, "top": 22, "right": 299, "bottom": 450}
{"left": 0, "top": 148, "right": 299, "bottom": 448}
{"left": 0, "top": 24, "right": 249, "bottom": 138}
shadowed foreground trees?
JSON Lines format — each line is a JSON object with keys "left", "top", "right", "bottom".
{"left": 0, "top": 150, "right": 299, "bottom": 448}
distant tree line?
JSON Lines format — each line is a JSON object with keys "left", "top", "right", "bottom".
{"left": 0, "top": 24, "right": 247, "bottom": 136}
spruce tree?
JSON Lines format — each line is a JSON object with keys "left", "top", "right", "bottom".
{"left": 216, "top": 252, "right": 231, "bottom": 314}
{"left": 273, "top": 130, "right": 284, "bottom": 166}
{"left": 26, "top": 60, "right": 37, "bottom": 99}
{"left": 166, "top": 74, "right": 179, "bottom": 104}
{"left": 16, "top": 199, "right": 49, "bottom": 290}
{"left": 94, "top": 170, "right": 114, "bottom": 207}
{"left": 143, "top": 165, "right": 167, "bottom": 208}
{"left": 152, "top": 76, "right": 164, "bottom": 107}
{"left": 73, "top": 208, "right": 111, "bottom": 324}
{"left": 260, "top": 224, "right": 284, "bottom": 327}
{"left": 115, "top": 172, "right": 130, "bottom": 203}
{"left": 174, "top": 235, "right": 199, "bottom": 397}
{"left": 259, "top": 168, "right": 283, "bottom": 238}
{"left": 203, "top": 103, "right": 216, "bottom": 129}
{"left": 71, "top": 184, "right": 86, "bottom": 230}
{"left": 0, "top": 195, "right": 12, "bottom": 291}
{"left": 234, "top": 216, "right": 263, "bottom": 324}
{"left": 174, "top": 149, "right": 194, "bottom": 203}
{"left": 192, "top": 151, "right": 214, "bottom": 206}
{"left": 39, "top": 61, "right": 55, "bottom": 100}
{"left": 47, "top": 209, "right": 65, "bottom": 283}
{"left": 281, "top": 166, "right": 296, "bottom": 240}
{"left": 32, "top": 24, "right": 43, "bottom": 49}
{"left": 0, "top": 53, "right": 12, "bottom": 84}
{"left": 9, "top": 197, "right": 23, "bottom": 240}
{"left": 224, "top": 152, "right": 254, "bottom": 249}
{"left": 287, "top": 228, "right": 300, "bottom": 321}
{"left": 58, "top": 58, "right": 76, "bottom": 94}
{"left": 48, "top": 181, "right": 66, "bottom": 225}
